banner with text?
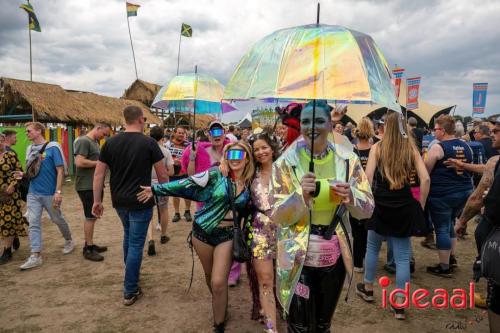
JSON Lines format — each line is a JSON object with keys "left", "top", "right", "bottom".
{"left": 406, "top": 77, "right": 421, "bottom": 111}
{"left": 472, "top": 83, "right": 488, "bottom": 115}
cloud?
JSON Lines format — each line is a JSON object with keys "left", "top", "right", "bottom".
{"left": 1, "top": 0, "right": 499, "bottom": 117}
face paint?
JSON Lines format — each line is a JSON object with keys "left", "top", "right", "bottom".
{"left": 300, "top": 106, "right": 330, "bottom": 131}
{"left": 209, "top": 128, "right": 224, "bottom": 137}
{"left": 226, "top": 149, "right": 246, "bottom": 160}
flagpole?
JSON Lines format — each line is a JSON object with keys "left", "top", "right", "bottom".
{"left": 126, "top": 16, "right": 138, "bottom": 80}
{"left": 27, "top": 0, "right": 32, "bottom": 81}
{"left": 192, "top": 65, "right": 198, "bottom": 150}
{"left": 176, "top": 33, "right": 182, "bottom": 76}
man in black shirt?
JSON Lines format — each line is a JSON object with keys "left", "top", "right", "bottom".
{"left": 408, "top": 117, "right": 424, "bottom": 153}
{"left": 93, "top": 106, "right": 168, "bottom": 306}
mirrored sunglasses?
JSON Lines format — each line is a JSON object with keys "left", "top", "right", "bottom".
{"left": 210, "top": 128, "right": 224, "bottom": 137}
{"left": 226, "top": 149, "right": 246, "bottom": 160}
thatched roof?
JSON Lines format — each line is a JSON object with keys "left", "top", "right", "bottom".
{"left": 161, "top": 111, "right": 215, "bottom": 128}
{"left": 0, "top": 77, "right": 161, "bottom": 126}
{"left": 122, "top": 79, "right": 161, "bottom": 106}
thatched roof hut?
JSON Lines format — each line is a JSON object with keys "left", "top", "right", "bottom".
{"left": 0, "top": 77, "right": 161, "bottom": 126}
{"left": 122, "top": 79, "right": 161, "bottom": 106}
{"left": 162, "top": 112, "right": 215, "bottom": 128}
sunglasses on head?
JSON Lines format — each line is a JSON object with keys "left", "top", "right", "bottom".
{"left": 226, "top": 149, "right": 246, "bottom": 160}
{"left": 210, "top": 128, "right": 224, "bottom": 137}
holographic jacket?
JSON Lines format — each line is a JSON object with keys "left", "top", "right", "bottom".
{"left": 270, "top": 136, "right": 374, "bottom": 312}
{"left": 152, "top": 167, "right": 250, "bottom": 233}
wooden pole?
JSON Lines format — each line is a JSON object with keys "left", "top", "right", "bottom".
{"left": 192, "top": 65, "right": 198, "bottom": 149}
{"left": 126, "top": 16, "right": 138, "bottom": 79}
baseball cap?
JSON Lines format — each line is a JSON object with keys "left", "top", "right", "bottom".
{"left": 209, "top": 120, "right": 224, "bottom": 130}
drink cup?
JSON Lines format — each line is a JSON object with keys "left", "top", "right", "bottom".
{"left": 329, "top": 180, "right": 343, "bottom": 204}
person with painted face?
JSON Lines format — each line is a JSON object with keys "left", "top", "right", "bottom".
{"left": 138, "top": 142, "right": 254, "bottom": 333}
{"left": 270, "top": 100, "right": 374, "bottom": 333}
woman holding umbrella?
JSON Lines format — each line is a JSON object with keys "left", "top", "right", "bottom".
{"left": 270, "top": 100, "right": 374, "bottom": 332}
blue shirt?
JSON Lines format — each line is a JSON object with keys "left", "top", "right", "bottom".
{"left": 29, "top": 145, "right": 64, "bottom": 195}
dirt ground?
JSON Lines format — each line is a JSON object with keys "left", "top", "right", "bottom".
{"left": 0, "top": 182, "right": 490, "bottom": 333}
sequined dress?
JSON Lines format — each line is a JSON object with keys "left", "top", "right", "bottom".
{"left": 250, "top": 172, "right": 276, "bottom": 260}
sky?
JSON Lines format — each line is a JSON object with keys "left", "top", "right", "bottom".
{"left": 1, "top": 0, "right": 500, "bottom": 122}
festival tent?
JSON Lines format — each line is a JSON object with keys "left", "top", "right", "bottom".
{"left": 345, "top": 80, "right": 454, "bottom": 127}
{"left": 0, "top": 77, "right": 161, "bottom": 125}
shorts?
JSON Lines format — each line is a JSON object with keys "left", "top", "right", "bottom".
{"left": 170, "top": 174, "right": 187, "bottom": 182}
{"left": 155, "top": 195, "right": 168, "bottom": 207}
{"left": 77, "top": 190, "right": 102, "bottom": 220}
{"left": 192, "top": 222, "right": 233, "bottom": 247}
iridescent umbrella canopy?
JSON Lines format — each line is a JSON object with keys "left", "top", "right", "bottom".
{"left": 223, "top": 24, "right": 400, "bottom": 112}
{"left": 152, "top": 73, "right": 235, "bottom": 114}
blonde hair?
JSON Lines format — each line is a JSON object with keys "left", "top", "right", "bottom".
{"left": 26, "top": 122, "right": 46, "bottom": 136}
{"left": 376, "top": 112, "right": 416, "bottom": 190}
{"left": 354, "top": 117, "right": 375, "bottom": 140}
{"left": 222, "top": 141, "right": 255, "bottom": 186}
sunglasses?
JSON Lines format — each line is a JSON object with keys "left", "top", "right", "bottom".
{"left": 493, "top": 128, "right": 500, "bottom": 134}
{"left": 434, "top": 127, "right": 444, "bottom": 132}
{"left": 226, "top": 149, "right": 246, "bottom": 160}
{"left": 209, "top": 128, "right": 224, "bottom": 137}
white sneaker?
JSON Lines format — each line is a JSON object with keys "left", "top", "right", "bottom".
{"left": 155, "top": 223, "right": 161, "bottom": 231}
{"left": 20, "top": 255, "right": 43, "bottom": 270}
{"left": 63, "top": 240, "right": 75, "bottom": 254}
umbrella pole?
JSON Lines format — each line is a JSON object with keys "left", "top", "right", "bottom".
{"left": 309, "top": 99, "right": 317, "bottom": 173}
{"left": 192, "top": 65, "right": 198, "bottom": 150}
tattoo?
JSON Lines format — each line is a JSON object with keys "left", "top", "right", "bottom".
{"left": 459, "top": 156, "right": 499, "bottom": 223}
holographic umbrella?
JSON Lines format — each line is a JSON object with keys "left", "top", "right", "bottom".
{"left": 152, "top": 72, "right": 236, "bottom": 114}
{"left": 223, "top": 6, "right": 400, "bottom": 171}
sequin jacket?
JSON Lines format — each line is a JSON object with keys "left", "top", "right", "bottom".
{"left": 270, "top": 136, "right": 374, "bottom": 312}
{"left": 152, "top": 167, "right": 250, "bottom": 233}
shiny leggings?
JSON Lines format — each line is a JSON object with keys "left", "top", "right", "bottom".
{"left": 287, "top": 262, "right": 346, "bottom": 333}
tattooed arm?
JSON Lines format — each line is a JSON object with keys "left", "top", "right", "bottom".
{"left": 455, "top": 156, "right": 499, "bottom": 235}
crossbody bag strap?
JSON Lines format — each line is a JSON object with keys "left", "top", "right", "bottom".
{"left": 25, "top": 142, "right": 50, "bottom": 176}
{"left": 226, "top": 177, "right": 239, "bottom": 229}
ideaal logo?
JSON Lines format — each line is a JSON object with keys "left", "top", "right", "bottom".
{"left": 378, "top": 276, "right": 475, "bottom": 309}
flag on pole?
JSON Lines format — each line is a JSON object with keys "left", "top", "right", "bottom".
{"left": 406, "top": 77, "right": 421, "bottom": 111}
{"left": 20, "top": 2, "right": 41, "bottom": 32}
{"left": 392, "top": 67, "right": 405, "bottom": 99}
{"left": 181, "top": 23, "right": 193, "bottom": 37}
{"left": 472, "top": 83, "right": 488, "bottom": 114}
{"left": 126, "top": 2, "right": 140, "bottom": 17}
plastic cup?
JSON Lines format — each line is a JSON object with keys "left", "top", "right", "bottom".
{"left": 329, "top": 180, "right": 343, "bottom": 204}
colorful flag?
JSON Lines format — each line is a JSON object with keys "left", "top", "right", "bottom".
{"left": 126, "top": 2, "right": 140, "bottom": 17}
{"left": 20, "top": 2, "right": 41, "bottom": 32}
{"left": 181, "top": 23, "right": 193, "bottom": 37}
{"left": 472, "top": 83, "right": 488, "bottom": 114}
{"left": 406, "top": 77, "right": 421, "bottom": 111}
{"left": 392, "top": 67, "right": 405, "bottom": 99}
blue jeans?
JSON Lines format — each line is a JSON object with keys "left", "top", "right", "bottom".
{"left": 26, "top": 194, "right": 72, "bottom": 253}
{"left": 364, "top": 230, "right": 411, "bottom": 291}
{"left": 428, "top": 191, "right": 471, "bottom": 250}
{"left": 116, "top": 208, "right": 153, "bottom": 296}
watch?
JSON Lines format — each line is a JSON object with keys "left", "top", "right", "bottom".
{"left": 56, "top": 190, "right": 62, "bottom": 194}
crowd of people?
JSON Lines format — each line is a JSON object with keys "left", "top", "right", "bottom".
{"left": 0, "top": 104, "right": 499, "bottom": 333}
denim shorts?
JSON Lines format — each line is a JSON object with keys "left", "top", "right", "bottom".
{"left": 192, "top": 223, "right": 233, "bottom": 247}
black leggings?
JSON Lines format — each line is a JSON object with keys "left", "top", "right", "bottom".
{"left": 350, "top": 217, "right": 367, "bottom": 269}
{"left": 287, "top": 262, "right": 346, "bottom": 333}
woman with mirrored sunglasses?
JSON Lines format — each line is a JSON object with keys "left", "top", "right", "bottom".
{"left": 138, "top": 142, "right": 254, "bottom": 333}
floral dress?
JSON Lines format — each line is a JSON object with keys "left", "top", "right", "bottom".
{"left": 0, "top": 151, "right": 27, "bottom": 238}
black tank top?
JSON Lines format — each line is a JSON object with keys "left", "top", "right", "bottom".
{"left": 354, "top": 146, "right": 370, "bottom": 171}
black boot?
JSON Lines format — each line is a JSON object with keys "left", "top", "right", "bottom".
{"left": 13, "top": 237, "right": 20, "bottom": 250}
{"left": 0, "top": 247, "right": 13, "bottom": 265}
{"left": 213, "top": 322, "right": 225, "bottom": 333}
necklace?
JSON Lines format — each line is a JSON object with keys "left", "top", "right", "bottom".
{"left": 304, "top": 145, "right": 332, "bottom": 160}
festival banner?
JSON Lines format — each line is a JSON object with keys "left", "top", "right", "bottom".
{"left": 472, "top": 83, "right": 488, "bottom": 114}
{"left": 392, "top": 68, "right": 405, "bottom": 99}
{"left": 406, "top": 77, "right": 421, "bottom": 111}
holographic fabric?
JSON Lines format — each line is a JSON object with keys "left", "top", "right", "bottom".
{"left": 152, "top": 73, "right": 230, "bottom": 114}
{"left": 223, "top": 24, "right": 400, "bottom": 112}
{"left": 249, "top": 172, "right": 277, "bottom": 260}
{"left": 152, "top": 167, "right": 250, "bottom": 233}
{"left": 270, "top": 136, "right": 374, "bottom": 312}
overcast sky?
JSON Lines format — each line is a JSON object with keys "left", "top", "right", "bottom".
{"left": 1, "top": 0, "right": 499, "bottom": 120}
